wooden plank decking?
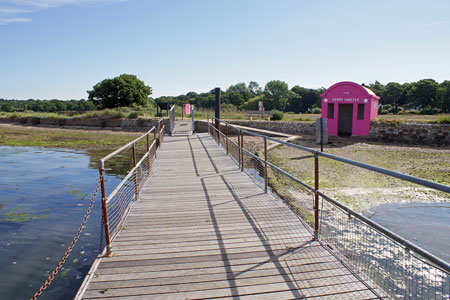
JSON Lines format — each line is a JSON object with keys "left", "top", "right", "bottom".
{"left": 77, "top": 122, "right": 382, "bottom": 300}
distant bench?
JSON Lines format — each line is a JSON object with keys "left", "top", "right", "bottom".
{"left": 245, "top": 110, "right": 274, "bottom": 120}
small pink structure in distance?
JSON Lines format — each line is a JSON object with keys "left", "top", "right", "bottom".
{"left": 321, "top": 81, "right": 380, "bottom": 136}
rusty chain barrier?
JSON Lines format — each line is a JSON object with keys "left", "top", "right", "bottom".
{"left": 30, "top": 177, "right": 101, "bottom": 300}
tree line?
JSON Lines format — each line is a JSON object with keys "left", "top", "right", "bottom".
{"left": 0, "top": 99, "right": 96, "bottom": 113}
{"left": 363, "top": 79, "right": 449, "bottom": 114}
{"left": 157, "top": 79, "right": 450, "bottom": 114}
{"left": 156, "top": 80, "right": 325, "bottom": 114}
{"left": 1, "top": 75, "right": 449, "bottom": 115}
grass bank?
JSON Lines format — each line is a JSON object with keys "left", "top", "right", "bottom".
{"left": 3, "top": 108, "right": 448, "bottom": 123}
{"left": 268, "top": 140, "right": 450, "bottom": 212}
{"left": 0, "top": 124, "right": 144, "bottom": 149}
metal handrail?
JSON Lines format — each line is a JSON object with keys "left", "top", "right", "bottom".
{"left": 100, "top": 126, "right": 156, "bottom": 165}
{"left": 105, "top": 141, "right": 156, "bottom": 204}
{"left": 207, "top": 115, "right": 450, "bottom": 275}
{"left": 210, "top": 116, "right": 450, "bottom": 194}
{"left": 97, "top": 119, "right": 164, "bottom": 257}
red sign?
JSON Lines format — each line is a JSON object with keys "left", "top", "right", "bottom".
{"left": 185, "top": 104, "right": 191, "bottom": 114}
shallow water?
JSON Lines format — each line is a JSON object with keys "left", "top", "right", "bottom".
{"left": 0, "top": 146, "right": 123, "bottom": 300}
{"left": 369, "top": 202, "right": 450, "bottom": 264}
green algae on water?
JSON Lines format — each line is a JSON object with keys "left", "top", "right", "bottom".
{"left": 1, "top": 207, "right": 51, "bottom": 222}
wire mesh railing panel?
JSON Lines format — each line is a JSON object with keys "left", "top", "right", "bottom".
{"left": 227, "top": 134, "right": 240, "bottom": 165}
{"left": 242, "top": 148, "right": 266, "bottom": 191}
{"left": 106, "top": 175, "right": 136, "bottom": 238}
{"left": 320, "top": 197, "right": 450, "bottom": 300}
{"left": 266, "top": 163, "right": 315, "bottom": 228}
{"left": 106, "top": 141, "right": 158, "bottom": 239}
{"left": 98, "top": 125, "right": 164, "bottom": 256}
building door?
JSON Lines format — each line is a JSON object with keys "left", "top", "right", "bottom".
{"left": 338, "top": 104, "right": 353, "bottom": 136}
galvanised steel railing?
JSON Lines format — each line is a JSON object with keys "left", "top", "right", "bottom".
{"left": 99, "top": 118, "right": 165, "bottom": 256}
{"left": 207, "top": 116, "right": 450, "bottom": 300}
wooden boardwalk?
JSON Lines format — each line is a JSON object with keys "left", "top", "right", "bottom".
{"left": 77, "top": 122, "right": 382, "bottom": 300}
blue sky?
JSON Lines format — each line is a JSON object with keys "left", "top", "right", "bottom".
{"left": 0, "top": 0, "right": 449, "bottom": 99}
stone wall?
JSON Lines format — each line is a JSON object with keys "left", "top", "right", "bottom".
{"left": 228, "top": 120, "right": 316, "bottom": 135}
{"left": 194, "top": 120, "right": 209, "bottom": 133}
{"left": 369, "top": 122, "right": 449, "bottom": 146}
{"left": 2, "top": 117, "right": 448, "bottom": 145}
{"left": 196, "top": 119, "right": 449, "bottom": 145}
{"left": 0, "top": 116, "right": 160, "bottom": 132}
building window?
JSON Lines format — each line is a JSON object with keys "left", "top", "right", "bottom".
{"left": 357, "top": 104, "right": 365, "bottom": 120}
{"left": 328, "top": 103, "right": 334, "bottom": 119}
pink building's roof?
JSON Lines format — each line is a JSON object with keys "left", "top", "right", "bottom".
{"left": 321, "top": 81, "right": 380, "bottom": 100}
{"left": 363, "top": 86, "right": 376, "bottom": 96}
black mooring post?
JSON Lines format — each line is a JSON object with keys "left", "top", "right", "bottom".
{"left": 215, "top": 87, "right": 221, "bottom": 128}
{"left": 215, "top": 87, "right": 221, "bottom": 143}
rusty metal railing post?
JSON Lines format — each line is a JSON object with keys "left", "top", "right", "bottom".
{"left": 238, "top": 128, "right": 241, "bottom": 168}
{"left": 264, "top": 136, "right": 268, "bottom": 193}
{"left": 314, "top": 153, "right": 319, "bottom": 240}
{"left": 99, "top": 161, "right": 113, "bottom": 257}
{"left": 226, "top": 124, "right": 229, "bottom": 154}
{"left": 240, "top": 129, "right": 244, "bottom": 172}
{"left": 146, "top": 133, "right": 150, "bottom": 172}
{"left": 207, "top": 116, "right": 210, "bottom": 136}
{"left": 153, "top": 129, "right": 157, "bottom": 158}
{"left": 132, "top": 142, "right": 139, "bottom": 196}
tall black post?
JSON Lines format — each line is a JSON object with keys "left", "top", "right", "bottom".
{"left": 215, "top": 87, "right": 221, "bottom": 129}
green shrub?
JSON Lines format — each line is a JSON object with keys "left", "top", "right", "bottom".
{"left": 420, "top": 106, "right": 439, "bottom": 115}
{"left": 271, "top": 110, "right": 284, "bottom": 121}
{"left": 295, "top": 117, "right": 312, "bottom": 122}
{"left": 436, "top": 116, "right": 450, "bottom": 124}
{"left": 127, "top": 111, "right": 140, "bottom": 119}
{"left": 221, "top": 103, "right": 237, "bottom": 113}
{"left": 30, "top": 117, "right": 40, "bottom": 125}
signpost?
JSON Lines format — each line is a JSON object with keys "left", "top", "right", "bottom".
{"left": 258, "top": 101, "right": 264, "bottom": 111}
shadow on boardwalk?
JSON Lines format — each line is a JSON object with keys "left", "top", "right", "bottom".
{"left": 77, "top": 123, "right": 382, "bottom": 300}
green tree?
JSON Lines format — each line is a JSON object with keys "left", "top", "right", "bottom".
{"left": 248, "top": 81, "right": 262, "bottom": 96}
{"left": 87, "top": 74, "right": 152, "bottom": 109}
{"left": 382, "top": 82, "right": 403, "bottom": 113}
{"left": 223, "top": 91, "right": 244, "bottom": 107}
{"left": 286, "top": 91, "right": 302, "bottom": 113}
{"left": 365, "top": 80, "right": 385, "bottom": 98}
{"left": 1, "top": 103, "right": 12, "bottom": 112}
{"left": 287, "top": 86, "right": 322, "bottom": 113}
{"left": 437, "top": 81, "right": 450, "bottom": 113}
{"left": 264, "top": 80, "right": 290, "bottom": 111}
{"left": 407, "top": 79, "right": 439, "bottom": 110}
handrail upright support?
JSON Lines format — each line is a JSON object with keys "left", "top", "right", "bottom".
{"left": 99, "top": 162, "right": 113, "bottom": 257}
{"left": 146, "top": 134, "right": 150, "bottom": 171}
{"left": 226, "top": 124, "right": 229, "bottom": 154}
{"left": 132, "top": 143, "right": 139, "bottom": 196}
{"left": 217, "top": 121, "right": 221, "bottom": 145}
{"left": 154, "top": 130, "right": 157, "bottom": 158}
{"left": 313, "top": 153, "right": 319, "bottom": 240}
{"left": 238, "top": 128, "right": 241, "bottom": 168}
{"left": 264, "top": 137, "right": 268, "bottom": 193}
{"left": 240, "top": 130, "right": 244, "bottom": 172}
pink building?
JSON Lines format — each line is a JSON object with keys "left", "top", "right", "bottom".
{"left": 321, "top": 81, "right": 380, "bottom": 136}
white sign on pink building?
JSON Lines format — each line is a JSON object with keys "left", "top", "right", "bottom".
{"left": 321, "top": 81, "right": 380, "bottom": 136}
